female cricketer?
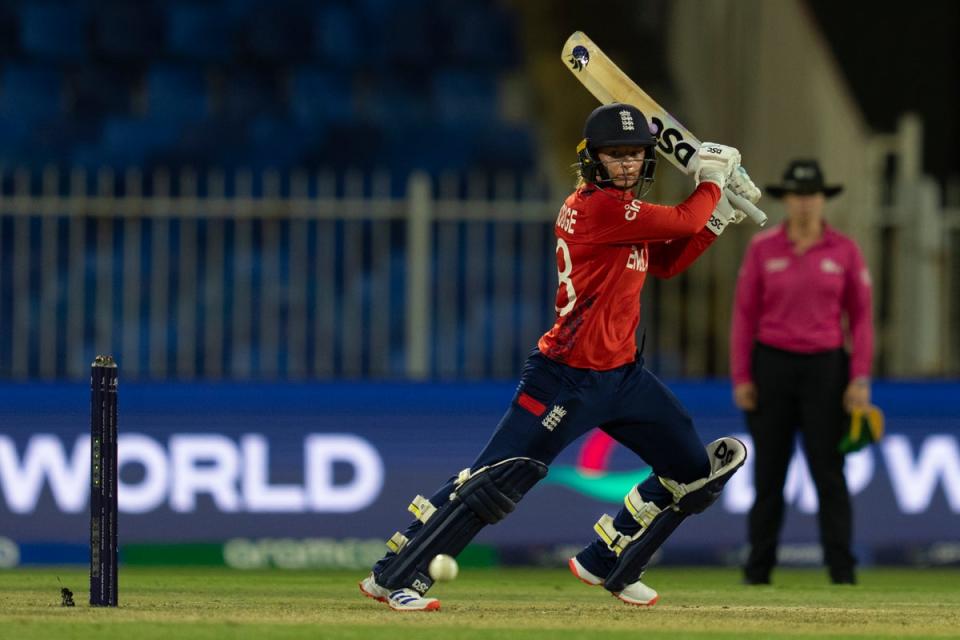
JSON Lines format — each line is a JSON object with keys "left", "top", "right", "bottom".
{"left": 359, "top": 103, "right": 758, "bottom": 611}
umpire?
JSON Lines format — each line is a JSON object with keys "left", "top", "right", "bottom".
{"left": 730, "top": 159, "right": 874, "bottom": 585}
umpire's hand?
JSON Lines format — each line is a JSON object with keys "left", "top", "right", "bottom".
{"left": 733, "top": 382, "right": 757, "bottom": 412}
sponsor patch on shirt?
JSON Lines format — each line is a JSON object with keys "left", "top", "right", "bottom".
{"left": 764, "top": 257, "right": 790, "bottom": 273}
{"left": 860, "top": 268, "right": 872, "bottom": 286}
{"left": 820, "top": 257, "right": 844, "bottom": 275}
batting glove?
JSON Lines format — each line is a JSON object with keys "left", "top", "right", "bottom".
{"left": 727, "top": 166, "right": 761, "bottom": 204}
{"left": 690, "top": 142, "right": 741, "bottom": 191}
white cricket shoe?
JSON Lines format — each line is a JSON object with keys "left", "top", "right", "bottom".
{"left": 387, "top": 588, "right": 440, "bottom": 612}
{"left": 568, "top": 557, "right": 659, "bottom": 606}
{"left": 358, "top": 574, "right": 441, "bottom": 611}
{"left": 568, "top": 557, "right": 603, "bottom": 586}
{"left": 613, "top": 579, "right": 659, "bottom": 607}
{"left": 358, "top": 573, "right": 390, "bottom": 603}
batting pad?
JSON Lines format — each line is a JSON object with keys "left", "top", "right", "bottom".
{"left": 602, "top": 437, "right": 747, "bottom": 593}
{"left": 377, "top": 457, "right": 547, "bottom": 593}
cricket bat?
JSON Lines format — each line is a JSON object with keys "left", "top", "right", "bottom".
{"left": 562, "top": 31, "right": 767, "bottom": 226}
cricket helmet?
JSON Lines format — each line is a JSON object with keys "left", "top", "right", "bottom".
{"left": 578, "top": 103, "right": 657, "bottom": 195}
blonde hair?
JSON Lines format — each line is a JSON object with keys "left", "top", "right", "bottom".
{"left": 572, "top": 160, "right": 588, "bottom": 190}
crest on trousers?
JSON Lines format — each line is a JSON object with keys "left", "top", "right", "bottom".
{"left": 542, "top": 405, "right": 567, "bottom": 432}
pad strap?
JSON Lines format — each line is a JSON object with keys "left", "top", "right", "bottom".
{"left": 408, "top": 495, "right": 437, "bottom": 523}
{"left": 659, "top": 437, "right": 748, "bottom": 514}
{"left": 595, "top": 488, "right": 664, "bottom": 556}
{"left": 624, "top": 486, "right": 662, "bottom": 529}
{"left": 594, "top": 514, "right": 632, "bottom": 556}
{"left": 386, "top": 532, "right": 409, "bottom": 553}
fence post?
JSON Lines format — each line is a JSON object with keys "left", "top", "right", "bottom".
{"left": 405, "top": 172, "right": 433, "bottom": 379}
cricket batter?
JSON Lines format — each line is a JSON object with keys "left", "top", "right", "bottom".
{"left": 359, "top": 103, "right": 758, "bottom": 611}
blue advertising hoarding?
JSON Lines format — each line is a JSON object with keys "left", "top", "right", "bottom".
{"left": 0, "top": 381, "right": 958, "bottom": 566}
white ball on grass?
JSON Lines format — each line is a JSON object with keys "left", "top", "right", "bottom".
{"left": 428, "top": 554, "right": 459, "bottom": 582}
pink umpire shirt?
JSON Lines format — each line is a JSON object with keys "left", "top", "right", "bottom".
{"left": 730, "top": 222, "right": 874, "bottom": 385}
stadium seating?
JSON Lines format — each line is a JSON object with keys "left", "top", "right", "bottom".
{"left": 93, "top": 2, "right": 165, "bottom": 61}
{"left": 166, "top": 3, "right": 236, "bottom": 62}
{"left": 19, "top": 3, "right": 90, "bottom": 61}
{"left": 0, "top": 0, "right": 535, "bottom": 179}
{"left": 311, "top": 5, "right": 360, "bottom": 69}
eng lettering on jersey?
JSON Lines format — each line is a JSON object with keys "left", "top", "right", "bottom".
{"left": 626, "top": 244, "right": 648, "bottom": 272}
{"left": 624, "top": 199, "right": 642, "bottom": 221}
{"left": 556, "top": 204, "right": 578, "bottom": 234}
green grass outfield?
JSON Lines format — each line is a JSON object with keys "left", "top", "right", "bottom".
{"left": 2, "top": 567, "right": 959, "bottom": 639}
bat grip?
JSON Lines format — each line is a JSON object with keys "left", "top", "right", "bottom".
{"left": 723, "top": 190, "right": 768, "bottom": 227}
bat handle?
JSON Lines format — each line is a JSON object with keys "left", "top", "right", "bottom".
{"left": 723, "top": 190, "right": 768, "bottom": 227}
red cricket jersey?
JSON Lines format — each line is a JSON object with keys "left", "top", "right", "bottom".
{"left": 537, "top": 181, "right": 721, "bottom": 369}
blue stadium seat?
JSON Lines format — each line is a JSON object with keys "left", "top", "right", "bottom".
{"left": 473, "top": 124, "right": 536, "bottom": 171}
{"left": 289, "top": 67, "right": 354, "bottom": 127}
{"left": 377, "top": 5, "right": 436, "bottom": 70}
{"left": 166, "top": 3, "right": 235, "bottom": 62}
{"left": 431, "top": 70, "right": 499, "bottom": 126}
{"left": 68, "top": 143, "right": 110, "bottom": 170}
{"left": 304, "top": 122, "right": 382, "bottom": 170}
{"left": 90, "top": 115, "right": 183, "bottom": 167}
{"left": 241, "top": 2, "right": 310, "bottom": 62}
{"left": 31, "top": 117, "right": 102, "bottom": 166}
{"left": 221, "top": 71, "right": 280, "bottom": 121}
{"left": 218, "top": 0, "right": 261, "bottom": 24}
{"left": 356, "top": 79, "right": 429, "bottom": 130}
{"left": 442, "top": 3, "right": 518, "bottom": 69}
{"left": 0, "top": 5, "right": 17, "bottom": 57}
{"left": 311, "top": 4, "right": 359, "bottom": 68}
{"left": 19, "top": 3, "right": 90, "bottom": 60}
{"left": 383, "top": 124, "right": 476, "bottom": 175}
{"left": 0, "top": 117, "right": 33, "bottom": 164}
{"left": 145, "top": 65, "right": 211, "bottom": 122}
{"left": 352, "top": 0, "right": 402, "bottom": 23}
{"left": 0, "top": 66, "right": 65, "bottom": 124}
{"left": 70, "top": 66, "right": 135, "bottom": 118}
{"left": 231, "top": 115, "right": 318, "bottom": 169}
{"left": 94, "top": 2, "right": 164, "bottom": 60}
{"left": 153, "top": 119, "right": 241, "bottom": 169}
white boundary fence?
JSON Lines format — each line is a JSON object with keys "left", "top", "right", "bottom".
{"left": 0, "top": 167, "right": 558, "bottom": 380}
{"left": 0, "top": 161, "right": 957, "bottom": 381}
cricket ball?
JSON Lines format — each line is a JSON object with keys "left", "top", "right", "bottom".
{"left": 428, "top": 554, "right": 459, "bottom": 582}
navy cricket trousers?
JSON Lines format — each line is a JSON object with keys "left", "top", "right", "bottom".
{"left": 374, "top": 349, "right": 710, "bottom": 576}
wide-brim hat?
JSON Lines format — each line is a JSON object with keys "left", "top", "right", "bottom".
{"left": 766, "top": 159, "right": 843, "bottom": 198}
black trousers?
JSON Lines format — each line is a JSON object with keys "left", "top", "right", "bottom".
{"left": 744, "top": 343, "right": 855, "bottom": 582}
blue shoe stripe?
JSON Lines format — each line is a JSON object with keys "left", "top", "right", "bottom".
{"left": 389, "top": 590, "right": 421, "bottom": 606}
